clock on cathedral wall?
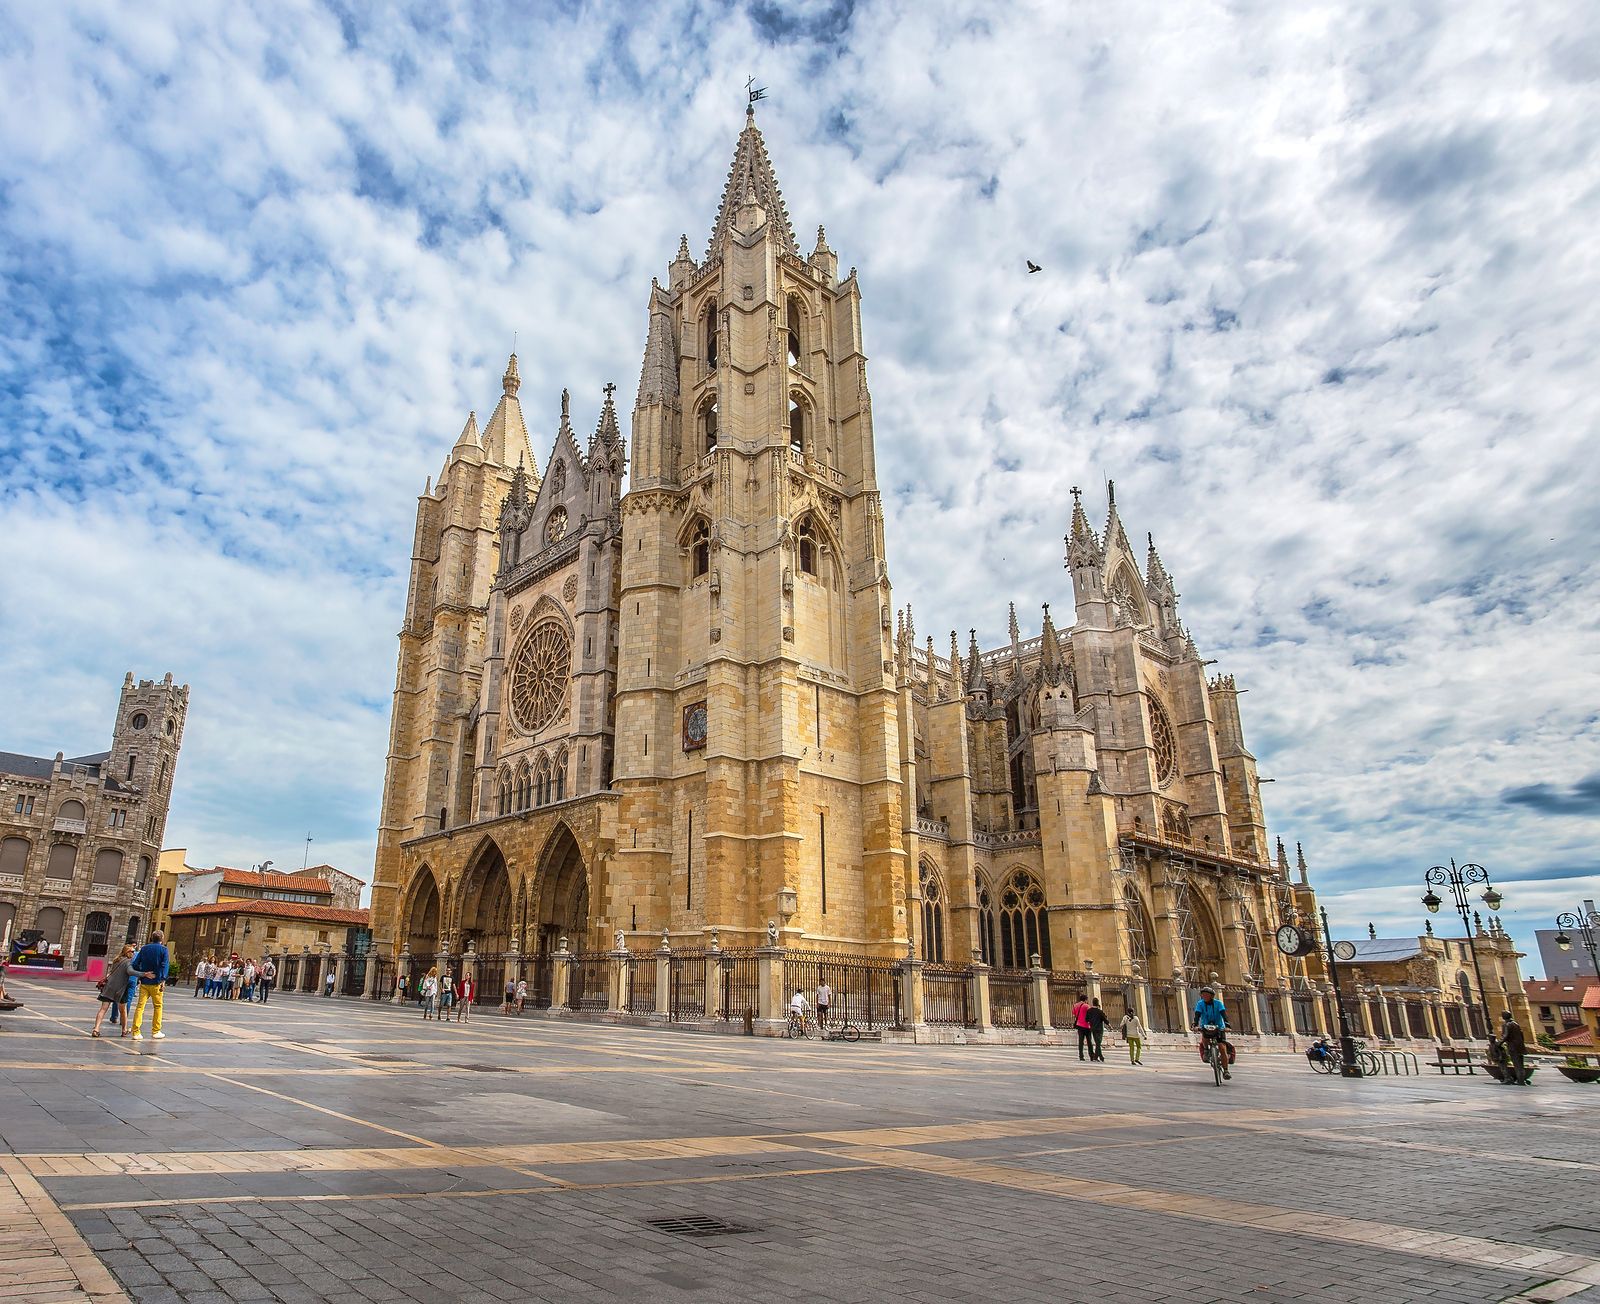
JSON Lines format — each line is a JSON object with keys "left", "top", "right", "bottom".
{"left": 683, "top": 701, "right": 708, "bottom": 751}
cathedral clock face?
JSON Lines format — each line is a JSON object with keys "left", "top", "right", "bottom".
{"left": 682, "top": 701, "right": 707, "bottom": 751}
{"left": 508, "top": 620, "right": 571, "bottom": 734}
{"left": 1275, "top": 924, "right": 1305, "bottom": 957}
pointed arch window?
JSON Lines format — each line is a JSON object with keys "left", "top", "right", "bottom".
{"left": 919, "top": 862, "right": 946, "bottom": 963}
{"left": 976, "top": 873, "right": 998, "bottom": 967}
{"left": 701, "top": 398, "right": 719, "bottom": 454}
{"left": 690, "top": 518, "right": 711, "bottom": 578}
{"left": 515, "top": 762, "right": 531, "bottom": 812}
{"left": 704, "top": 301, "right": 719, "bottom": 370}
{"left": 553, "top": 750, "right": 568, "bottom": 803}
{"left": 497, "top": 770, "right": 512, "bottom": 817}
{"left": 998, "top": 868, "right": 1050, "bottom": 969}
{"left": 796, "top": 515, "right": 818, "bottom": 576}
{"left": 786, "top": 295, "right": 803, "bottom": 366}
{"left": 788, "top": 395, "right": 806, "bottom": 455}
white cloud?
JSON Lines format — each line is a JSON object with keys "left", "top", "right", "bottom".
{"left": 1, "top": 0, "right": 1596, "bottom": 970}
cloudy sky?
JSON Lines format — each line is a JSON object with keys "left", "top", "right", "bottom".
{"left": 2, "top": 1, "right": 1596, "bottom": 973}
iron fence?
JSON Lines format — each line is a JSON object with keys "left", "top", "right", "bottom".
{"left": 1221, "top": 985, "right": 1256, "bottom": 1035}
{"left": 783, "top": 951, "right": 903, "bottom": 1030}
{"left": 341, "top": 958, "right": 366, "bottom": 997}
{"left": 924, "top": 964, "right": 975, "bottom": 1026}
{"left": 280, "top": 956, "right": 300, "bottom": 991}
{"left": 669, "top": 951, "right": 706, "bottom": 1021}
{"left": 1292, "top": 993, "right": 1317, "bottom": 1035}
{"left": 715, "top": 951, "right": 759, "bottom": 1021}
{"left": 521, "top": 953, "right": 554, "bottom": 1009}
{"left": 1048, "top": 974, "right": 1089, "bottom": 1029}
{"left": 989, "top": 969, "right": 1036, "bottom": 1029}
{"left": 1149, "top": 981, "right": 1185, "bottom": 1033}
{"left": 567, "top": 953, "right": 610, "bottom": 1012}
{"left": 301, "top": 956, "right": 322, "bottom": 994}
{"left": 626, "top": 955, "right": 657, "bottom": 1014}
{"left": 1406, "top": 1002, "right": 1429, "bottom": 1038}
{"left": 370, "top": 956, "right": 396, "bottom": 1001}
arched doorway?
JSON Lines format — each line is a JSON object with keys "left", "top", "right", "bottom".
{"left": 457, "top": 839, "right": 514, "bottom": 954}
{"left": 403, "top": 866, "right": 441, "bottom": 955}
{"left": 528, "top": 824, "right": 588, "bottom": 953}
{"left": 83, "top": 911, "right": 112, "bottom": 962}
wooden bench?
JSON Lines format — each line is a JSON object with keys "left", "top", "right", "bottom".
{"left": 1427, "top": 1046, "right": 1476, "bottom": 1075}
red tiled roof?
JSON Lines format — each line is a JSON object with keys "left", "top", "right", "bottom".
{"left": 1585, "top": 987, "right": 1600, "bottom": 1011}
{"left": 1553, "top": 1024, "right": 1596, "bottom": 1048}
{"left": 171, "top": 900, "right": 368, "bottom": 926}
{"left": 216, "top": 868, "right": 332, "bottom": 894}
{"left": 1524, "top": 978, "right": 1597, "bottom": 1002}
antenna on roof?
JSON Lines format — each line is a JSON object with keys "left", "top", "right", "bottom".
{"left": 302, "top": 833, "right": 313, "bottom": 870}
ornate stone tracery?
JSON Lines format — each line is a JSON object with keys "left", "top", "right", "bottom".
{"left": 508, "top": 620, "right": 571, "bottom": 735}
{"left": 1148, "top": 694, "right": 1178, "bottom": 786}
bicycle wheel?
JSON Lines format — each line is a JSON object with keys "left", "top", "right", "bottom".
{"left": 784, "top": 1018, "right": 801, "bottom": 1039}
{"left": 1358, "top": 1051, "right": 1380, "bottom": 1077}
{"left": 1212, "top": 1045, "right": 1225, "bottom": 1087}
{"left": 1311, "top": 1057, "right": 1335, "bottom": 1074}
{"left": 841, "top": 1023, "right": 861, "bottom": 1043}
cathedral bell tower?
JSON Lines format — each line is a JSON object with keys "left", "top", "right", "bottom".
{"left": 611, "top": 107, "right": 905, "bottom": 951}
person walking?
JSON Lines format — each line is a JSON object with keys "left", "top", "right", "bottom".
{"left": 1500, "top": 1011, "right": 1530, "bottom": 1085}
{"left": 1085, "top": 997, "right": 1108, "bottom": 1062}
{"left": 258, "top": 957, "right": 275, "bottom": 1004}
{"left": 420, "top": 968, "right": 439, "bottom": 1020}
{"left": 502, "top": 975, "right": 516, "bottom": 1014}
{"left": 456, "top": 974, "right": 474, "bottom": 1022}
{"left": 1119, "top": 1010, "right": 1147, "bottom": 1064}
{"left": 128, "top": 931, "right": 170, "bottom": 1039}
{"left": 1071, "top": 994, "right": 1094, "bottom": 1061}
{"left": 91, "top": 945, "right": 136, "bottom": 1038}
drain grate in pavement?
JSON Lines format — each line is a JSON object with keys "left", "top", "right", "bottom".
{"left": 451, "top": 1063, "right": 513, "bottom": 1073}
{"left": 647, "top": 1214, "right": 758, "bottom": 1239}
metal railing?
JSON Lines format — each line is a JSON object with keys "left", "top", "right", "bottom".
{"left": 924, "top": 965, "right": 975, "bottom": 1027}
{"left": 567, "top": 954, "right": 610, "bottom": 1012}
{"left": 669, "top": 952, "right": 706, "bottom": 1021}
{"left": 625, "top": 955, "right": 656, "bottom": 1014}
{"left": 785, "top": 950, "right": 902, "bottom": 1030}
{"left": 989, "top": 970, "right": 1036, "bottom": 1029}
{"left": 714, "top": 951, "right": 759, "bottom": 1021}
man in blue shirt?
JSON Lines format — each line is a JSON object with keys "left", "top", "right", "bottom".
{"left": 1191, "top": 985, "right": 1232, "bottom": 1079}
{"left": 129, "top": 931, "right": 170, "bottom": 1040}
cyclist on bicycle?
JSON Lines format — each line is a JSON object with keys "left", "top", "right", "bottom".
{"left": 788, "top": 989, "right": 810, "bottom": 1032}
{"left": 1191, "top": 985, "right": 1233, "bottom": 1080}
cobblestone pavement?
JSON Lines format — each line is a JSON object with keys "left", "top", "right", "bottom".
{"left": 1, "top": 976, "right": 1596, "bottom": 1303}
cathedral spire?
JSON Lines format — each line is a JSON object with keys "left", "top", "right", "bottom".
{"left": 924, "top": 635, "right": 938, "bottom": 699}
{"left": 480, "top": 353, "right": 534, "bottom": 469}
{"left": 502, "top": 352, "right": 521, "bottom": 397}
{"left": 1146, "top": 532, "right": 1171, "bottom": 590}
{"left": 591, "top": 381, "right": 624, "bottom": 456}
{"left": 1276, "top": 838, "right": 1290, "bottom": 875}
{"left": 636, "top": 283, "right": 679, "bottom": 408}
{"left": 1066, "top": 485, "right": 1104, "bottom": 569}
{"left": 1040, "top": 602, "right": 1061, "bottom": 671}
{"left": 1104, "top": 479, "right": 1131, "bottom": 554}
{"left": 1296, "top": 842, "right": 1309, "bottom": 885}
{"left": 965, "top": 628, "right": 989, "bottom": 696}
{"left": 949, "top": 630, "right": 962, "bottom": 694}
{"left": 452, "top": 410, "right": 479, "bottom": 455}
{"left": 705, "top": 108, "right": 799, "bottom": 261}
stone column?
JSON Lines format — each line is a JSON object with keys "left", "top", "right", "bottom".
{"left": 393, "top": 944, "right": 411, "bottom": 1005}
{"left": 1085, "top": 963, "right": 1103, "bottom": 1006}
{"left": 756, "top": 946, "right": 784, "bottom": 1028}
{"left": 463, "top": 942, "right": 478, "bottom": 1004}
{"left": 1133, "top": 977, "right": 1153, "bottom": 1031}
{"left": 551, "top": 937, "right": 572, "bottom": 1013}
{"left": 361, "top": 949, "right": 377, "bottom": 999}
{"left": 704, "top": 939, "right": 722, "bottom": 1022}
{"left": 1373, "top": 986, "right": 1394, "bottom": 1041}
{"left": 608, "top": 946, "right": 628, "bottom": 1015}
{"left": 1313, "top": 986, "right": 1332, "bottom": 1038}
{"left": 1427, "top": 989, "right": 1449, "bottom": 1044}
{"left": 655, "top": 940, "right": 671, "bottom": 1019}
{"left": 899, "top": 958, "right": 925, "bottom": 1029}
{"left": 970, "top": 957, "right": 993, "bottom": 1034}
{"left": 300, "top": 945, "right": 314, "bottom": 993}
{"left": 1274, "top": 986, "right": 1295, "bottom": 1039}
{"left": 505, "top": 940, "right": 521, "bottom": 1011}
{"left": 1029, "top": 959, "right": 1052, "bottom": 1032}
{"left": 330, "top": 953, "right": 346, "bottom": 997}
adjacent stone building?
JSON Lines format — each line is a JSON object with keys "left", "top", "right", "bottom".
{"left": 0, "top": 672, "right": 187, "bottom": 966}
{"left": 369, "top": 109, "right": 1373, "bottom": 1036}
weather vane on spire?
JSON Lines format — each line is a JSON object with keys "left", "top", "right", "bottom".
{"left": 746, "top": 76, "right": 767, "bottom": 108}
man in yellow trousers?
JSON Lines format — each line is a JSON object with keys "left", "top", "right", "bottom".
{"left": 129, "top": 930, "right": 170, "bottom": 1039}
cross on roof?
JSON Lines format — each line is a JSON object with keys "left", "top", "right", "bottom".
{"left": 603, "top": 382, "right": 617, "bottom": 401}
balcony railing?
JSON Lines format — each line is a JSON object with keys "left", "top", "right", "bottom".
{"left": 53, "top": 818, "right": 87, "bottom": 835}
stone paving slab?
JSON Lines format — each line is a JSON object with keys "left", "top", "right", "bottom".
{"left": 3, "top": 977, "right": 1599, "bottom": 1302}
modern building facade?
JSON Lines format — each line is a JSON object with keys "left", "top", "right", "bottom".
{"left": 0, "top": 673, "right": 187, "bottom": 966}
{"left": 369, "top": 109, "right": 1355, "bottom": 1034}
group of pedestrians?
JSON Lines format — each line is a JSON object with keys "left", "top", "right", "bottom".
{"left": 414, "top": 967, "right": 474, "bottom": 1021}
{"left": 192, "top": 954, "right": 277, "bottom": 1002}
{"left": 90, "top": 931, "right": 170, "bottom": 1038}
{"left": 1069, "top": 994, "right": 1148, "bottom": 1063}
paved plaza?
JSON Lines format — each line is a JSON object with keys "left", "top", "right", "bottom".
{"left": 0, "top": 977, "right": 1596, "bottom": 1303}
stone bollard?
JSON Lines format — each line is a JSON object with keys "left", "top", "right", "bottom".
{"left": 504, "top": 941, "right": 520, "bottom": 1013}
{"left": 705, "top": 938, "right": 723, "bottom": 1021}
{"left": 361, "top": 950, "right": 377, "bottom": 999}
{"left": 393, "top": 945, "right": 411, "bottom": 1005}
{"left": 609, "top": 946, "right": 629, "bottom": 1016}
{"left": 898, "top": 957, "right": 925, "bottom": 1029}
{"left": 756, "top": 942, "right": 783, "bottom": 1031}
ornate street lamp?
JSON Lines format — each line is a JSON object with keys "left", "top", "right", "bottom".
{"left": 1554, "top": 907, "right": 1600, "bottom": 978}
{"left": 1421, "top": 860, "right": 1501, "bottom": 1039}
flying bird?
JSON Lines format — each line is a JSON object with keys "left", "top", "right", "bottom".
{"left": 1026, "top": 260, "right": 1042, "bottom": 274}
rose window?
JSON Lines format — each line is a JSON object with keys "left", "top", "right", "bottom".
{"left": 508, "top": 620, "right": 571, "bottom": 734}
{"left": 544, "top": 507, "right": 568, "bottom": 545}
{"left": 1149, "top": 695, "right": 1177, "bottom": 785}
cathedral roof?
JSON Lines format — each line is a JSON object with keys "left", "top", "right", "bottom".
{"left": 705, "top": 106, "right": 799, "bottom": 261}
{"left": 636, "top": 286, "right": 679, "bottom": 407}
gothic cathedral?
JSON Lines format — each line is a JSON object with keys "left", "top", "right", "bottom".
{"left": 372, "top": 109, "right": 1320, "bottom": 1020}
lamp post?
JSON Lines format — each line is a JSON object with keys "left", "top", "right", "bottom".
{"left": 1553, "top": 908, "right": 1600, "bottom": 979}
{"left": 1318, "top": 907, "right": 1363, "bottom": 1077}
{"left": 1421, "top": 860, "right": 1501, "bottom": 1039}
